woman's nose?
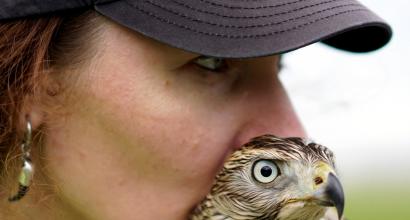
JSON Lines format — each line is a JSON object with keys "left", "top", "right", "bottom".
{"left": 231, "top": 73, "right": 307, "bottom": 148}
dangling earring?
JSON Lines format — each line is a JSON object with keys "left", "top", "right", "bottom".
{"left": 8, "top": 118, "right": 34, "bottom": 202}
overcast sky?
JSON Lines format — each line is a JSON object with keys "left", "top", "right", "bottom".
{"left": 280, "top": 0, "right": 410, "bottom": 184}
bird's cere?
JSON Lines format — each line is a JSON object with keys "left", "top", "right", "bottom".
{"left": 189, "top": 134, "right": 345, "bottom": 220}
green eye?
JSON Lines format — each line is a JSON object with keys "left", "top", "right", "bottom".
{"left": 193, "top": 56, "right": 227, "bottom": 72}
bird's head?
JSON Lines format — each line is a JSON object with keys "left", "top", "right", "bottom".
{"left": 209, "top": 134, "right": 344, "bottom": 220}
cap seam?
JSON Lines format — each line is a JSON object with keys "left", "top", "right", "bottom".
{"left": 219, "top": 0, "right": 275, "bottom": 2}
{"left": 145, "top": 1, "right": 362, "bottom": 29}
{"left": 94, "top": 0, "right": 118, "bottom": 4}
{"left": 123, "top": 1, "right": 367, "bottom": 39}
{"left": 188, "top": 0, "right": 319, "bottom": 10}
{"left": 167, "top": 0, "right": 344, "bottom": 19}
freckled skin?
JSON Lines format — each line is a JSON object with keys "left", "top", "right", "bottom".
{"left": 27, "top": 18, "right": 306, "bottom": 220}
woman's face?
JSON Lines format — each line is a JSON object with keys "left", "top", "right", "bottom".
{"left": 39, "top": 19, "right": 306, "bottom": 220}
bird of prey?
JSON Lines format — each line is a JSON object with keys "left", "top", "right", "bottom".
{"left": 190, "top": 134, "right": 344, "bottom": 220}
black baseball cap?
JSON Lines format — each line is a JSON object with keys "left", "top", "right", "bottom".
{"left": 0, "top": 0, "right": 392, "bottom": 58}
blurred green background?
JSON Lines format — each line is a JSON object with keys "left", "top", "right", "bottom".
{"left": 345, "top": 184, "right": 410, "bottom": 219}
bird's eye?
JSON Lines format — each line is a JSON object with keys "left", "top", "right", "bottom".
{"left": 193, "top": 56, "right": 227, "bottom": 72}
{"left": 252, "top": 160, "right": 279, "bottom": 183}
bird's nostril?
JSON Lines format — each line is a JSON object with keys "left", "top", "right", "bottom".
{"left": 314, "top": 177, "right": 324, "bottom": 185}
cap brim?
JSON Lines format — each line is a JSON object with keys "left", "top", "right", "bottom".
{"left": 95, "top": 0, "right": 392, "bottom": 58}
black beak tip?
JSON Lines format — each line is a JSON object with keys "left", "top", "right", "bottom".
{"left": 326, "top": 172, "right": 345, "bottom": 219}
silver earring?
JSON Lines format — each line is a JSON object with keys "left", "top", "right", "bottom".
{"left": 8, "top": 119, "right": 34, "bottom": 202}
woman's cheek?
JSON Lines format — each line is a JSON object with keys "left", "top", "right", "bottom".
{"left": 91, "top": 88, "right": 235, "bottom": 188}
{"left": 83, "top": 57, "right": 240, "bottom": 194}
{"left": 139, "top": 113, "right": 235, "bottom": 184}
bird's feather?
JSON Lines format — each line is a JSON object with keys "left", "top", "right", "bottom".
{"left": 190, "top": 134, "right": 344, "bottom": 220}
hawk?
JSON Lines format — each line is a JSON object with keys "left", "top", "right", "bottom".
{"left": 190, "top": 134, "right": 344, "bottom": 220}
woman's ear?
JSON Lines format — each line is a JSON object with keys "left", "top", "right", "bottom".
{"left": 18, "top": 100, "right": 45, "bottom": 132}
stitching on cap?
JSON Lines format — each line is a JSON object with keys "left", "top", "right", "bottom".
{"left": 168, "top": 0, "right": 341, "bottom": 19}
{"left": 223, "top": 0, "right": 273, "bottom": 1}
{"left": 94, "top": 0, "right": 117, "bottom": 4}
{"left": 175, "top": 0, "right": 325, "bottom": 10}
{"left": 146, "top": 1, "right": 360, "bottom": 28}
{"left": 229, "top": 0, "right": 273, "bottom": 1}
{"left": 187, "top": 0, "right": 313, "bottom": 9}
{"left": 124, "top": 1, "right": 366, "bottom": 39}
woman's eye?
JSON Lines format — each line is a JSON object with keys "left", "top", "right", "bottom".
{"left": 252, "top": 160, "right": 280, "bottom": 183}
{"left": 193, "top": 56, "right": 227, "bottom": 72}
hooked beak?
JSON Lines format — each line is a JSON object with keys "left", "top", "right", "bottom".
{"left": 313, "top": 172, "right": 345, "bottom": 219}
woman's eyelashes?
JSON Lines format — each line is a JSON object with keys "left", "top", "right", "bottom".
{"left": 192, "top": 56, "right": 228, "bottom": 73}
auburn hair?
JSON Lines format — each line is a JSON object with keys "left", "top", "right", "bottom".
{"left": 0, "top": 10, "right": 103, "bottom": 203}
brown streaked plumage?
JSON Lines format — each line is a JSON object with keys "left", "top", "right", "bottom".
{"left": 189, "top": 134, "right": 344, "bottom": 220}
